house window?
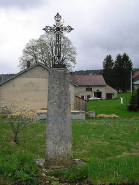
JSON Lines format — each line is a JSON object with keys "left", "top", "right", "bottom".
{"left": 81, "top": 96, "right": 84, "bottom": 100}
{"left": 86, "top": 88, "right": 92, "bottom": 91}
{"left": 106, "top": 93, "right": 112, "bottom": 99}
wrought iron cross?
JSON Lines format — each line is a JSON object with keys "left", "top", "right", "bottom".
{"left": 43, "top": 13, "right": 74, "bottom": 68}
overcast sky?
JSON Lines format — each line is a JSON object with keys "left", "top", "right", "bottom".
{"left": 0, "top": 0, "right": 139, "bottom": 73}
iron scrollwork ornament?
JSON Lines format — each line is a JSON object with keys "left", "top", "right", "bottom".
{"left": 43, "top": 13, "right": 74, "bottom": 67}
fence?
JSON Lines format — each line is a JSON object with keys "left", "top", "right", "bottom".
{"left": 74, "top": 96, "right": 87, "bottom": 112}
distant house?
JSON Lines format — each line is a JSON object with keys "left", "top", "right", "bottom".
{"left": 71, "top": 75, "right": 117, "bottom": 100}
{"left": 0, "top": 63, "right": 49, "bottom": 110}
{"left": 0, "top": 63, "right": 77, "bottom": 111}
{"left": 0, "top": 74, "right": 15, "bottom": 83}
{"left": 133, "top": 80, "right": 139, "bottom": 90}
{"left": 0, "top": 64, "right": 117, "bottom": 112}
{"left": 133, "top": 71, "right": 139, "bottom": 90}
{"left": 133, "top": 71, "right": 139, "bottom": 82}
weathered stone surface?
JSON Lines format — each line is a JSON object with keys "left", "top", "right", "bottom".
{"left": 34, "top": 159, "right": 45, "bottom": 167}
{"left": 73, "top": 159, "right": 87, "bottom": 166}
{"left": 35, "top": 158, "right": 87, "bottom": 168}
{"left": 35, "top": 112, "right": 47, "bottom": 120}
{"left": 71, "top": 111, "right": 85, "bottom": 119}
{"left": 45, "top": 68, "right": 72, "bottom": 169}
{"left": 88, "top": 110, "right": 95, "bottom": 118}
{"left": 35, "top": 111, "right": 85, "bottom": 120}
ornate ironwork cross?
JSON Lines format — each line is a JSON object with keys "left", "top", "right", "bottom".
{"left": 43, "top": 13, "right": 74, "bottom": 68}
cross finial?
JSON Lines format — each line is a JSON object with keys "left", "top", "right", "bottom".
{"left": 43, "top": 13, "right": 74, "bottom": 68}
{"left": 54, "top": 12, "right": 61, "bottom": 22}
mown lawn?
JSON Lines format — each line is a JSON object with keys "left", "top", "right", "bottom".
{"left": 0, "top": 115, "right": 139, "bottom": 184}
{"left": 87, "top": 92, "right": 139, "bottom": 118}
{"left": 0, "top": 93, "right": 139, "bottom": 184}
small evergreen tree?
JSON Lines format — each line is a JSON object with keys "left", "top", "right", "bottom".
{"left": 102, "top": 53, "right": 133, "bottom": 92}
{"left": 102, "top": 55, "right": 114, "bottom": 87}
{"left": 137, "top": 87, "right": 139, "bottom": 106}
{"left": 127, "top": 87, "right": 139, "bottom": 112}
{"left": 114, "top": 53, "right": 132, "bottom": 92}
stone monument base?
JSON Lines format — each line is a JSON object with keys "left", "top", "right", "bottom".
{"left": 45, "top": 68, "right": 72, "bottom": 169}
{"left": 35, "top": 159, "right": 87, "bottom": 168}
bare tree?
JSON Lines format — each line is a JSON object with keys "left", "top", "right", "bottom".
{"left": 5, "top": 103, "right": 36, "bottom": 143}
{"left": 18, "top": 33, "right": 77, "bottom": 70}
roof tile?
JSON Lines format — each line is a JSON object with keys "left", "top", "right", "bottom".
{"left": 133, "top": 71, "right": 139, "bottom": 78}
{"left": 72, "top": 75, "right": 106, "bottom": 86}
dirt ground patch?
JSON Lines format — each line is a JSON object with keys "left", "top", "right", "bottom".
{"left": 97, "top": 114, "right": 119, "bottom": 118}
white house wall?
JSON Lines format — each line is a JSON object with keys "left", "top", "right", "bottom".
{"left": 105, "top": 85, "right": 117, "bottom": 99}
{"left": 69, "top": 83, "right": 75, "bottom": 110}
{"left": 0, "top": 66, "right": 49, "bottom": 110}
{"left": 0, "top": 65, "right": 76, "bottom": 111}
{"left": 74, "top": 86, "right": 106, "bottom": 100}
{"left": 0, "top": 66, "right": 118, "bottom": 111}
{"left": 73, "top": 85, "right": 117, "bottom": 100}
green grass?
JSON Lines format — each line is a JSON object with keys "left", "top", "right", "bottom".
{"left": 72, "top": 120, "right": 139, "bottom": 160}
{"left": 0, "top": 153, "right": 39, "bottom": 185}
{"left": 0, "top": 116, "right": 139, "bottom": 184}
{"left": 0, "top": 93, "right": 139, "bottom": 184}
{"left": 87, "top": 92, "right": 139, "bottom": 118}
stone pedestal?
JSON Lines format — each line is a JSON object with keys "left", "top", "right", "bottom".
{"left": 44, "top": 68, "right": 72, "bottom": 169}
{"left": 88, "top": 110, "right": 96, "bottom": 118}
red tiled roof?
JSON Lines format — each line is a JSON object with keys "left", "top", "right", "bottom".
{"left": 72, "top": 75, "right": 106, "bottom": 86}
{"left": 133, "top": 71, "right": 139, "bottom": 78}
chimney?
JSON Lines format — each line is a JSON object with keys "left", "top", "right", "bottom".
{"left": 27, "top": 61, "right": 30, "bottom": 68}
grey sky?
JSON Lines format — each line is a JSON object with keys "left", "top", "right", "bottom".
{"left": 0, "top": 0, "right": 44, "bottom": 9}
{"left": 0, "top": 0, "right": 139, "bottom": 73}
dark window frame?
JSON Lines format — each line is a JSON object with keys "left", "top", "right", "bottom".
{"left": 86, "top": 87, "right": 92, "bottom": 91}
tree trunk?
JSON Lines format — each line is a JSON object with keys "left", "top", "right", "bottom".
{"left": 13, "top": 132, "right": 18, "bottom": 143}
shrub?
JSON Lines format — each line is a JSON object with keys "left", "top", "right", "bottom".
{"left": 4, "top": 100, "right": 36, "bottom": 143}
{"left": 127, "top": 88, "right": 139, "bottom": 112}
{"left": 137, "top": 87, "right": 139, "bottom": 105}
{"left": 6, "top": 112, "right": 35, "bottom": 143}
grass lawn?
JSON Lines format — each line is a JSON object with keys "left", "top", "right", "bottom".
{"left": 0, "top": 93, "right": 139, "bottom": 184}
{"left": 0, "top": 114, "right": 139, "bottom": 184}
{"left": 87, "top": 92, "right": 139, "bottom": 118}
